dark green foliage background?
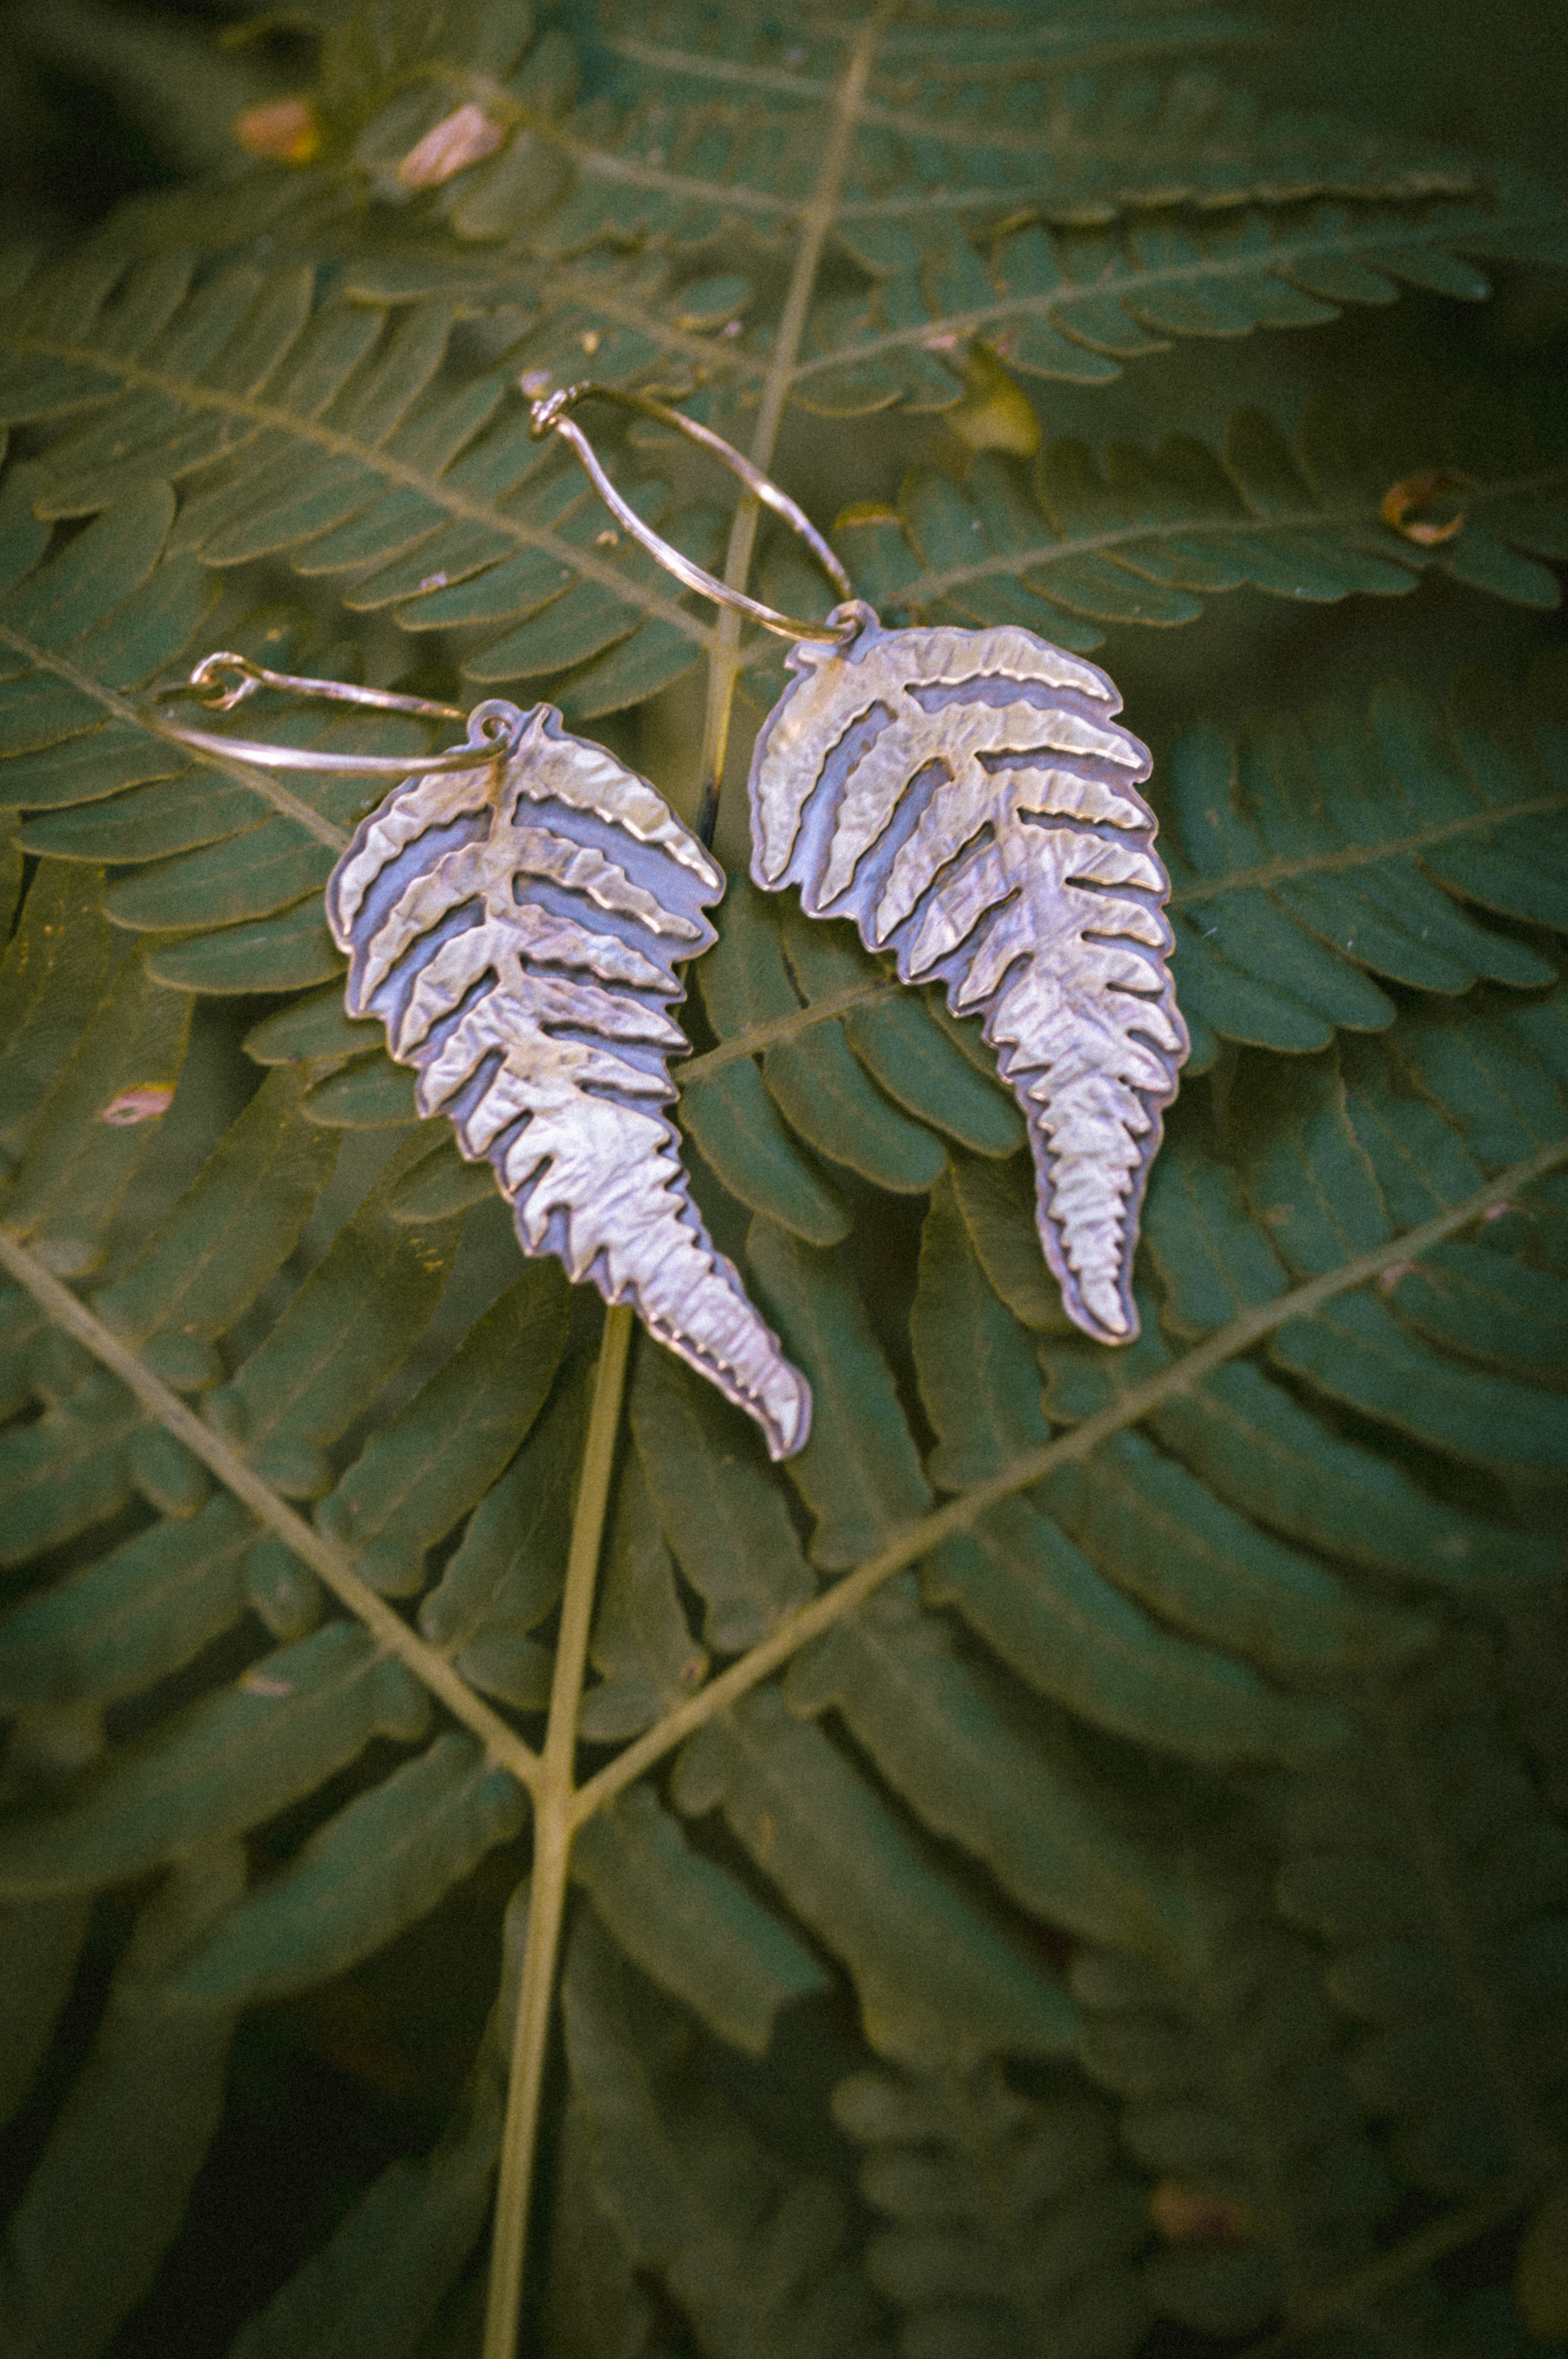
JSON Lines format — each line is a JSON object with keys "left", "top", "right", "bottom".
{"left": 0, "top": 2, "right": 1566, "bottom": 2356}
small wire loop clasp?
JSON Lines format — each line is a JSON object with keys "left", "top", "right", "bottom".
{"left": 184, "top": 651, "right": 471, "bottom": 725}
{"left": 528, "top": 382, "right": 858, "bottom": 646}
{"left": 147, "top": 657, "right": 526, "bottom": 778}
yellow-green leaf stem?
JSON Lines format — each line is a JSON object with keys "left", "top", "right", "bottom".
{"left": 681, "top": 978, "right": 898, "bottom": 1082}
{"left": 1167, "top": 784, "right": 1568, "bottom": 908}
{"left": 483, "top": 1303, "right": 633, "bottom": 2359}
{"left": 0, "top": 1229, "right": 539, "bottom": 1791}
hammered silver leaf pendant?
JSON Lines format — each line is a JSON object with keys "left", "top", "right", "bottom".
{"left": 748, "top": 604, "right": 1189, "bottom": 1347}
{"left": 327, "top": 702, "right": 812, "bottom": 1460}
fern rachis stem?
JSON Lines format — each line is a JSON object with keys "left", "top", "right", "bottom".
{"left": 482, "top": 1303, "right": 634, "bottom": 2359}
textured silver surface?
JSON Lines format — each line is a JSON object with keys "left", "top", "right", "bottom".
{"left": 328, "top": 702, "right": 811, "bottom": 1459}
{"left": 748, "top": 604, "right": 1188, "bottom": 1346}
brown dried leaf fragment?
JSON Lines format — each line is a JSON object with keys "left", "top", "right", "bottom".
{"left": 233, "top": 98, "right": 321, "bottom": 166}
{"left": 1150, "top": 2180, "right": 1255, "bottom": 2244}
{"left": 1380, "top": 468, "right": 1469, "bottom": 545}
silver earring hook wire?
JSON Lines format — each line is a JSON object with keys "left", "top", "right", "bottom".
{"left": 144, "top": 387, "right": 855, "bottom": 772}
{"left": 528, "top": 383, "right": 857, "bottom": 645}
{"left": 145, "top": 652, "right": 524, "bottom": 776}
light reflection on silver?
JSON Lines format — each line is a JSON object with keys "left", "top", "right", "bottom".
{"left": 328, "top": 704, "right": 812, "bottom": 1460}
{"left": 748, "top": 603, "right": 1188, "bottom": 1347}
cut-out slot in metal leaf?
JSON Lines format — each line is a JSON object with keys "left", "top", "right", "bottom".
{"left": 328, "top": 703, "right": 811, "bottom": 1458}
{"left": 749, "top": 605, "right": 1188, "bottom": 1345}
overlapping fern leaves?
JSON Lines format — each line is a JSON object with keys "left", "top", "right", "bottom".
{"left": 0, "top": 2, "right": 1566, "bottom": 2356}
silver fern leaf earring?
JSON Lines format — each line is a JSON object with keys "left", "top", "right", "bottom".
{"left": 148, "top": 652, "right": 811, "bottom": 1460}
{"left": 534, "top": 386, "right": 1189, "bottom": 1347}
{"left": 748, "top": 613, "right": 1188, "bottom": 1346}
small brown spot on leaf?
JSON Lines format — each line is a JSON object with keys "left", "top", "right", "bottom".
{"left": 397, "top": 104, "right": 506, "bottom": 191}
{"left": 102, "top": 1084, "right": 174, "bottom": 1126}
{"left": 1380, "top": 468, "right": 1469, "bottom": 546}
{"left": 234, "top": 98, "right": 322, "bottom": 165}
{"left": 239, "top": 1671, "right": 295, "bottom": 1698}
{"left": 1151, "top": 2181, "right": 1254, "bottom": 2244}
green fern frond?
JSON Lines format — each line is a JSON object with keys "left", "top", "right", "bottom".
{"left": 196, "top": 0, "right": 1490, "bottom": 268}
{"left": 836, "top": 2056, "right": 1150, "bottom": 2359}
{"left": 0, "top": 265, "right": 715, "bottom": 718}
{"left": 0, "top": 1843, "right": 244, "bottom": 2359}
{"left": 834, "top": 382, "right": 1566, "bottom": 651}
{"left": 1164, "top": 667, "right": 1567, "bottom": 1065}
{"left": 1, "top": 2, "right": 1566, "bottom": 2352}
{"left": 1072, "top": 1808, "right": 1408, "bottom": 2343}
{"left": 1277, "top": 1639, "right": 1568, "bottom": 2195}
{"left": 800, "top": 181, "right": 1568, "bottom": 406}
{"left": 559, "top": 1901, "right": 890, "bottom": 2359}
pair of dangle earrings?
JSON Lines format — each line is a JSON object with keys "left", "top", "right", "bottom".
{"left": 155, "top": 386, "right": 1188, "bottom": 1463}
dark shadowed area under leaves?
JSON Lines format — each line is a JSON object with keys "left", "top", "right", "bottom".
{"left": 0, "top": 2, "right": 1566, "bottom": 2356}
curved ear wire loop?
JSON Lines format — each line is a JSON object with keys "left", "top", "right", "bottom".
{"left": 145, "top": 652, "right": 526, "bottom": 776}
{"left": 147, "top": 389, "right": 852, "bottom": 770}
{"left": 528, "top": 383, "right": 857, "bottom": 646}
